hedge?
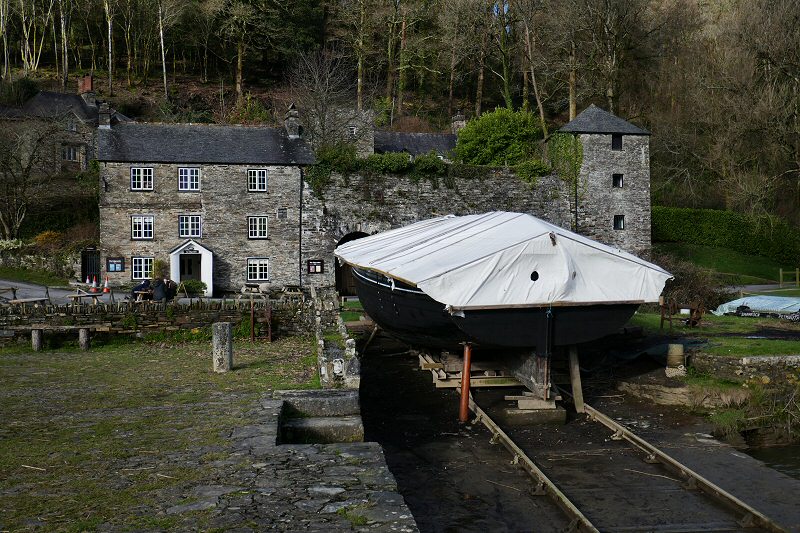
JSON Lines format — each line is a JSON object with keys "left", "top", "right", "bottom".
{"left": 652, "top": 206, "right": 800, "bottom": 264}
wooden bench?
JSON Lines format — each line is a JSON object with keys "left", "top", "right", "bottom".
{"left": 7, "top": 297, "right": 50, "bottom": 308}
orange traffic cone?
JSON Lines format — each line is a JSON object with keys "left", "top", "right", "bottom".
{"left": 85, "top": 275, "right": 90, "bottom": 285}
{"left": 90, "top": 275, "right": 99, "bottom": 293}
{"left": 103, "top": 275, "right": 110, "bottom": 293}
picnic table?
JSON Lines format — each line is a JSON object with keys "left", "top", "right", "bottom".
{"left": 69, "top": 289, "right": 102, "bottom": 305}
{"left": 134, "top": 290, "right": 153, "bottom": 302}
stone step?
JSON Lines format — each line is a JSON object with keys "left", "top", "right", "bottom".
{"left": 275, "top": 389, "right": 360, "bottom": 417}
{"left": 281, "top": 416, "right": 364, "bottom": 444}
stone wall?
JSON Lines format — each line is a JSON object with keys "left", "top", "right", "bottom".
{"left": 0, "top": 251, "right": 80, "bottom": 279}
{"left": 577, "top": 134, "right": 651, "bottom": 256}
{"left": 0, "top": 300, "right": 313, "bottom": 339}
{"left": 99, "top": 162, "right": 303, "bottom": 293}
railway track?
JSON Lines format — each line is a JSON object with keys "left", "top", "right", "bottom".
{"left": 468, "top": 392, "right": 788, "bottom": 533}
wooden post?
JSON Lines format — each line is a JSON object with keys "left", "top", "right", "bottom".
{"left": 780, "top": 268, "right": 784, "bottom": 288}
{"left": 796, "top": 268, "right": 799, "bottom": 287}
{"left": 31, "top": 329, "right": 43, "bottom": 351}
{"left": 78, "top": 328, "right": 90, "bottom": 351}
{"left": 212, "top": 322, "right": 233, "bottom": 373}
{"left": 568, "top": 346, "right": 584, "bottom": 414}
{"left": 459, "top": 343, "right": 473, "bottom": 423}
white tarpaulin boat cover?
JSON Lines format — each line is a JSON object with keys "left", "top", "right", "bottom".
{"left": 335, "top": 212, "right": 673, "bottom": 310}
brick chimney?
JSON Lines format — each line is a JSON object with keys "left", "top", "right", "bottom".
{"left": 284, "top": 103, "right": 301, "bottom": 139}
{"left": 451, "top": 111, "right": 466, "bottom": 134}
{"left": 98, "top": 102, "right": 111, "bottom": 129}
{"left": 78, "top": 74, "right": 96, "bottom": 108}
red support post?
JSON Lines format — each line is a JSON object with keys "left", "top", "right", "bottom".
{"left": 459, "top": 343, "right": 473, "bottom": 422}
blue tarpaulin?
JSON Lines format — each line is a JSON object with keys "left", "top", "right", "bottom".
{"left": 713, "top": 295, "right": 800, "bottom": 316}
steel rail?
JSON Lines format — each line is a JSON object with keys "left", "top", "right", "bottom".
{"left": 555, "top": 387, "right": 787, "bottom": 533}
{"left": 468, "top": 393, "right": 600, "bottom": 533}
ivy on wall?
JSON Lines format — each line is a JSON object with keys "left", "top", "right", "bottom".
{"left": 305, "top": 143, "right": 551, "bottom": 199}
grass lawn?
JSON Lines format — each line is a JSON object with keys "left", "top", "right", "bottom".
{"left": 653, "top": 242, "right": 794, "bottom": 285}
{"left": 747, "top": 287, "right": 800, "bottom": 298}
{"left": 628, "top": 311, "right": 800, "bottom": 357}
{"left": 0, "top": 336, "right": 318, "bottom": 531}
{"left": 341, "top": 299, "right": 365, "bottom": 322}
{"left": 0, "top": 265, "right": 69, "bottom": 287}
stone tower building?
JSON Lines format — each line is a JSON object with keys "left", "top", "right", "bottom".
{"left": 558, "top": 104, "right": 651, "bottom": 256}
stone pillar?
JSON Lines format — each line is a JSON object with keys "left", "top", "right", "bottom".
{"left": 212, "top": 322, "right": 233, "bottom": 373}
{"left": 79, "top": 328, "right": 90, "bottom": 351}
{"left": 31, "top": 330, "right": 43, "bottom": 351}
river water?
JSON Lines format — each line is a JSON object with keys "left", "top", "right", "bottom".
{"left": 747, "top": 445, "right": 800, "bottom": 480}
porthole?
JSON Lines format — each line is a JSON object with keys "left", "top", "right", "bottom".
{"left": 530, "top": 271, "right": 539, "bottom": 281}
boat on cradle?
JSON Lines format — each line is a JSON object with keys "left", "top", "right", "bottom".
{"left": 335, "top": 212, "right": 673, "bottom": 352}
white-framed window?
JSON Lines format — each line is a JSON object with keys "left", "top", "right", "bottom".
{"left": 131, "top": 215, "right": 154, "bottom": 239}
{"left": 248, "top": 216, "right": 268, "bottom": 239}
{"left": 178, "top": 167, "right": 200, "bottom": 191}
{"left": 179, "top": 215, "right": 202, "bottom": 238}
{"left": 613, "top": 215, "right": 625, "bottom": 230}
{"left": 247, "top": 258, "right": 269, "bottom": 281}
{"left": 67, "top": 121, "right": 78, "bottom": 132}
{"left": 248, "top": 169, "right": 268, "bottom": 191}
{"left": 612, "top": 173, "right": 624, "bottom": 188}
{"left": 276, "top": 207, "right": 288, "bottom": 220}
{"left": 132, "top": 256, "right": 154, "bottom": 280}
{"left": 130, "top": 167, "right": 154, "bottom": 190}
{"left": 62, "top": 145, "right": 78, "bottom": 161}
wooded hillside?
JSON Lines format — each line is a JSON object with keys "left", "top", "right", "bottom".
{"left": 1, "top": 0, "right": 798, "bottom": 226}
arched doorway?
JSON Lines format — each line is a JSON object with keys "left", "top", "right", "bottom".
{"left": 335, "top": 231, "right": 369, "bottom": 296}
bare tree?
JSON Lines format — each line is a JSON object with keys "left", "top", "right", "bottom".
{"left": 289, "top": 50, "right": 368, "bottom": 149}
{"left": 0, "top": 122, "right": 60, "bottom": 240}
{"left": 18, "top": 0, "right": 56, "bottom": 73}
{"left": 102, "top": 0, "right": 114, "bottom": 94}
{"left": 157, "top": 0, "right": 186, "bottom": 99}
{"left": 0, "top": 0, "right": 10, "bottom": 80}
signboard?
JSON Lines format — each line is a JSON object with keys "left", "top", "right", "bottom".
{"left": 107, "top": 257, "right": 124, "bottom": 272}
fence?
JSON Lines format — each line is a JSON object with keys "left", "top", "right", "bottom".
{"left": 779, "top": 268, "right": 800, "bottom": 288}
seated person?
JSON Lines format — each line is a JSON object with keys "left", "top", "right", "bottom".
{"left": 165, "top": 279, "right": 178, "bottom": 301}
{"left": 151, "top": 278, "right": 167, "bottom": 302}
{"left": 131, "top": 279, "right": 151, "bottom": 300}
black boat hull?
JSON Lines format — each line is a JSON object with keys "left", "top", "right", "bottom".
{"left": 353, "top": 267, "right": 639, "bottom": 350}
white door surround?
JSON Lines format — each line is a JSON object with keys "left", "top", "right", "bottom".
{"left": 169, "top": 239, "right": 213, "bottom": 297}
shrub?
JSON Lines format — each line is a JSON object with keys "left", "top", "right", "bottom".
{"left": 514, "top": 159, "right": 550, "bottom": 186}
{"left": 316, "top": 143, "right": 359, "bottom": 173}
{"left": 33, "top": 230, "right": 65, "bottom": 254}
{"left": 653, "top": 253, "right": 734, "bottom": 309}
{"left": 362, "top": 152, "right": 412, "bottom": 174}
{"left": 181, "top": 279, "right": 207, "bottom": 296}
{"left": 152, "top": 259, "right": 169, "bottom": 279}
{"left": 0, "top": 78, "right": 39, "bottom": 106}
{"left": 652, "top": 206, "right": 800, "bottom": 264}
{"left": 412, "top": 151, "right": 447, "bottom": 177}
{"left": 454, "top": 108, "right": 543, "bottom": 166}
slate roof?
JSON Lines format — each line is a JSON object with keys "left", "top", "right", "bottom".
{"left": 0, "top": 91, "right": 128, "bottom": 123}
{"left": 374, "top": 131, "right": 457, "bottom": 157}
{"left": 559, "top": 104, "right": 650, "bottom": 135}
{"left": 97, "top": 122, "right": 315, "bottom": 165}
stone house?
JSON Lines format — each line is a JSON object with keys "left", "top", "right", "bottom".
{"left": 0, "top": 75, "right": 126, "bottom": 172}
{"left": 96, "top": 111, "right": 314, "bottom": 296}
